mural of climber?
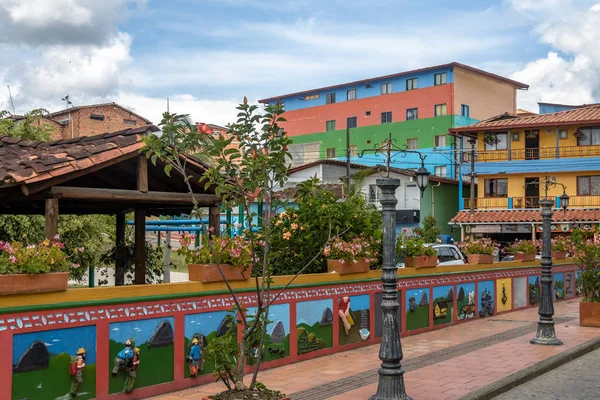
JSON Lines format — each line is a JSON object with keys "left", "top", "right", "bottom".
{"left": 338, "top": 294, "right": 371, "bottom": 345}
{"left": 108, "top": 317, "right": 174, "bottom": 394}
{"left": 565, "top": 272, "right": 576, "bottom": 298}
{"left": 513, "top": 277, "right": 528, "bottom": 308}
{"left": 247, "top": 304, "right": 291, "bottom": 363}
{"left": 554, "top": 272, "right": 565, "bottom": 300}
{"left": 296, "top": 299, "right": 333, "bottom": 355}
{"left": 11, "top": 325, "right": 96, "bottom": 400}
{"left": 478, "top": 281, "right": 495, "bottom": 318}
{"left": 374, "top": 291, "right": 401, "bottom": 338}
{"left": 496, "top": 278, "right": 512, "bottom": 312}
{"left": 406, "top": 288, "right": 430, "bottom": 331}
{"left": 432, "top": 285, "right": 454, "bottom": 326}
{"left": 184, "top": 310, "right": 235, "bottom": 378}
{"left": 457, "top": 283, "right": 476, "bottom": 320}
{"left": 529, "top": 276, "right": 541, "bottom": 305}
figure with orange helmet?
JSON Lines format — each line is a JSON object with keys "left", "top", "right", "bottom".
{"left": 69, "top": 347, "right": 86, "bottom": 397}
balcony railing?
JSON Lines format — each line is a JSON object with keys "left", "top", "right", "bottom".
{"left": 461, "top": 196, "right": 600, "bottom": 210}
{"left": 462, "top": 145, "right": 600, "bottom": 163}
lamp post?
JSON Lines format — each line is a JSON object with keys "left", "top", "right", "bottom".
{"left": 360, "top": 132, "right": 430, "bottom": 400}
{"left": 524, "top": 176, "right": 569, "bottom": 346}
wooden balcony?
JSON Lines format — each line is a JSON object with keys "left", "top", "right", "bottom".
{"left": 462, "top": 145, "right": 600, "bottom": 162}
{"left": 462, "top": 196, "right": 600, "bottom": 210}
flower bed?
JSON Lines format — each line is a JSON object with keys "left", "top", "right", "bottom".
{"left": 324, "top": 235, "right": 379, "bottom": 274}
{"left": 458, "top": 239, "right": 497, "bottom": 265}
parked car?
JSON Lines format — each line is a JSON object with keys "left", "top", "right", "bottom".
{"left": 397, "top": 244, "right": 466, "bottom": 267}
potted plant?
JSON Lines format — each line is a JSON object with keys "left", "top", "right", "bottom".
{"left": 573, "top": 129, "right": 585, "bottom": 138}
{"left": 551, "top": 236, "right": 570, "bottom": 259}
{"left": 397, "top": 235, "right": 437, "bottom": 268}
{"left": 179, "top": 234, "right": 251, "bottom": 283}
{"left": 483, "top": 133, "right": 498, "bottom": 146}
{"left": 525, "top": 130, "right": 539, "bottom": 139}
{"left": 0, "top": 237, "right": 79, "bottom": 295}
{"left": 510, "top": 239, "right": 537, "bottom": 261}
{"left": 324, "top": 235, "right": 380, "bottom": 274}
{"left": 571, "top": 229, "right": 600, "bottom": 327}
{"left": 459, "top": 239, "right": 496, "bottom": 264}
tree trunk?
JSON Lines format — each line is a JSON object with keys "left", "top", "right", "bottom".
{"left": 235, "top": 336, "right": 247, "bottom": 390}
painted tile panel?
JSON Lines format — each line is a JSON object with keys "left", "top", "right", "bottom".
{"left": 513, "top": 277, "right": 527, "bottom": 309}
{"left": 247, "top": 304, "right": 290, "bottom": 362}
{"left": 296, "top": 299, "right": 333, "bottom": 355}
{"left": 456, "top": 283, "right": 476, "bottom": 320}
{"left": 554, "top": 272, "right": 565, "bottom": 300}
{"left": 406, "top": 288, "right": 430, "bottom": 331}
{"left": 496, "top": 278, "right": 512, "bottom": 312}
{"left": 432, "top": 285, "right": 454, "bottom": 326}
{"left": 478, "top": 281, "right": 495, "bottom": 318}
{"left": 339, "top": 294, "right": 371, "bottom": 345}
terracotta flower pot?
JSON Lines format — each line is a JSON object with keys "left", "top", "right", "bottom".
{"left": 514, "top": 252, "right": 536, "bottom": 262}
{"left": 0, "top": 271, "right": 69, "bottom": 295}
{"left": 188, "top": 264, "right": 250, "bottom": 283}
{"left": 327, "top": 259, "right": 370, "bottom": 274}
{"left": 580, "top": 302, "right": 600, "bottom": 327}
{"left": 551, "top": 251, "right": 567, "bottom": 259}
{"left": 467, "top": 254, "right": 494, "bottom": 265}
{"left": 404, "top": 255, "right": 437, "bottom": 268}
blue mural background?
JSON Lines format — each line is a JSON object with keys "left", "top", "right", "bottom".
{"left": 13, "top": 326, "right": 97, "bottom": 365}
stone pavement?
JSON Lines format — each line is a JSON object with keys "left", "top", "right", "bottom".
{"left": 152, "top": 299, "right": 600, "bottom": 400}
{"left": 494, "top": 346, "right": 600, "bottom": 400}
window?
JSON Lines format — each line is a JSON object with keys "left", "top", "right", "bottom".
{"left": 434, "top": 135, "right": 447, "bottom": 147}
{"left": 484, "top": 132, "right": 508, "bottom": 150}
{"left": 381, "top": 111, "right": 392, "bottom": 124}
{"left": 406, "top": 78, "right": 418, "bottom": 90}
{"left": 350, "top": 145, "right": 358, "bottom": 156}
{"left": 461, "top": 104, "right": 470, "bottom": 118}
{"left": 559, "top": 130, "right": 568, "bottom": 140}
{"left": 365, "top": 111, "right": 371, "bottom": 116}
{"left": 305, "top": 94, "right": 320, "bottom": 100}
{"left": 347, "top": 89, "right": 357, "bottom": 101}
{"left": 325, "top": 120, "right": 336, "bottom": 131}
{"left": 326, "top": 148, "right": 336, "bottom": 158}
{"left": 434, "top": 72, "right": 447, "bottom": 86}
{"left": 347, "top": 117, "right": 357, "bottom": 128}
{"left": 407, "top": 138, "right": 418, "bottom": 150}
{"left": 90, "top": 114, "right": 105, "bottom": 121}
{"left": 381, "top": 82, "right": 392, "bottom": 94}
{"left": 434, "top": 104, "right": 447, "bottom": 116}
{"left": 326, "top": 93, "right": 336, "bottom": 104}
{"left": 577, "top": 127, "right": 600, "bottom": 146}
{"left": 513, "top": 133, "right": 520, "bottom": 141}
{"left": 484, "top": 178, "right": 508, "bottom": 197}
{"left": 123, "top": 119, "right": 137, "bottom": 126}
{"left": 577, "top": 176, "right": 600, "bottom": 195}
{"left": 406, "top": 108, "right": 418, "bottom": 120}
{"left": 434, "top": 166, "right": 447, "bottom": 177}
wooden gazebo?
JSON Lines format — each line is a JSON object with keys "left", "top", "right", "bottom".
{"left": 0, "top": 126, "right": 221, "bottom": 284}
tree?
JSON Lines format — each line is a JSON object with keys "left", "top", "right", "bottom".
{"left": 142, "top": 100, "right": 335, "bottom": 393}
{"left": 0, "top": 109, "right": 56, "bottom": 141}
{"left": 415, "top": 215, "right": 441, "bottom": 243}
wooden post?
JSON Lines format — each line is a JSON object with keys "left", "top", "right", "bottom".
{"left": 209, "top": 206, "right": 221, "bottom": 237}
{"left": 44, "top": 198, "right": 59, "bottom": 239}
{"left": 134, "top": 209, "right": 146, "bottom": 285}
{"left": 137, "top": 155, "right": 148, "bottom": 193}
{"left": 115, "top": 213, "right": 126, "bottom": 287}
{"left": 163, "top": 231, "right": 171, "bottom": 283}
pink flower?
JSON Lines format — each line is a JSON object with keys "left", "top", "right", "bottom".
{"left": 71, "top": 263, "right": 80, "bottom": 269}
{"left": 291, "top": 223, "right": 298, "bottom": 230}
{"left": 208, "top": 226, "right": 215, "bottom": 232}
{"left": 53, "top": 234, "right": 60, "bottom": 240}
{"left": 9, "top": 255, "right": 17, "bottom": 264}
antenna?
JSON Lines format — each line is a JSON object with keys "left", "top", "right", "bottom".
{"left": 167, "top": 97, "right": 170, "bottom": 113}
{"left": 7, "top": 85, "right": 16, "bottom": 115}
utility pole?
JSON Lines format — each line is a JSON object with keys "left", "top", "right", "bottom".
{"left": 468, "top": 138, "right": 476, "bottom": 214}
{"left": 346, "top": 127, "right": 351, "bottom": 196}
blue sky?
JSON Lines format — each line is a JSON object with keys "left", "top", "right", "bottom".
{"left": 13, "top": 326, "right": 97, "bottom": 365}
{"left": 2, "top": 0, "right": 600, "bottom": 125}
{"left": 248, "top": 304, "right": 291, "bottom": 338}
{"left": 297, "top": 299, "right": 332, "bottom": 326}
{"left": 109, "top": 317, "right": 174, "bottom": 345}
{"left": 184, "top": 310, "right": 230, "bottom": 339}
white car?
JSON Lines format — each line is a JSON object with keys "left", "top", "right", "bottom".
{"left": 397, "top": 243, "right": 466, "bottom": 268}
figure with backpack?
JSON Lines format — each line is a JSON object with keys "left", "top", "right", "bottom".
{"left": 187, "top": 337, "right": 202, "bottom": 377}
{"left": 124, "top": 347, "right": 140, "bottom": 394}
{"left": 112, "top": 337, "right": 135, "bottom": 376}
{"left": 69, "top": 347, "right": 86, "bottom": 397}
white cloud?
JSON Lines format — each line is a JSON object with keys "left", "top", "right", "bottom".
{"left": 3, "top": 0, "right": 92, "bottom": 27}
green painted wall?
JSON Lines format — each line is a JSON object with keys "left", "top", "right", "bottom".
{"left": 290, "top": 115, "right": 456, "bottom": 151}
{"left": 420, "top": 182, "right": 466, "bottom": 240}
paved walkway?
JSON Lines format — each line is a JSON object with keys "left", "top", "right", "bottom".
{"left": 152, "top": 300, "right": 599, "bottom": 400}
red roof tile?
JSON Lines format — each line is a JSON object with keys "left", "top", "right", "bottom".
{"left": 449, "top": 104, "right": 600, "bottom": 133}
{"left": 450, "top": 209, "right": 600, "bottom": 224}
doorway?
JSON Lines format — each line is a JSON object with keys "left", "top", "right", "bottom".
{"left": 525, "top": 130, "right": 539, "bottom": 160}
{"left": 524, "top": 178, "right": 539, "bottom": 208}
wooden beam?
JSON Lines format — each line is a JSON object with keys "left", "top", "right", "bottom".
{"left": 115, "top": 213, "right": 126, "bottom": 286}
{"left": 209, "top": 206, "right": 221, "bottom": 237}
{"left": 50, "top": 186, "right": 220, "bottom": 206}
{"left": 137, "top": 155, "right": 148, "bottom": 193}
{"left": 134, "top": 208, "right": 146, "bottom": 285}
{"left": 44, "top": 199, "right": 59, "bottom": 239}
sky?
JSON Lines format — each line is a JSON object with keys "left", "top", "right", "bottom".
{"left": 109, "top": 316, "right": 173, "bottom": 345}
{"left": 296, "top": 298, "right": 332, "bottom": 326}
{"left": 1, "top": 0, "right": 600, "bottom": 126}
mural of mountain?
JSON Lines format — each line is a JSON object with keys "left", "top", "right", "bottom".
{"left": 13, "top": 340, "right": 49, "bottom": 373}
{"left": 271, "top": 321, "right": 286, "bottom": 343}
{"left": 419, "top": 292, "right": 429, "bottom": 306}
{"left": 216, "top": 315, "right": 235, "bottom": 337}
{"left": 457, "top": 287, "right": 465, "bottom": 301}
{"left": 148, "top": 320, "right": 174, "bottom": 349}
{"left": 446, "top": 288, "right": 454, "bottom": 301}
{"left": 320, "top": 307, "right": 333, "bottom": 326}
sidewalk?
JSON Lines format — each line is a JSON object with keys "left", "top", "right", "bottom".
{"left": 152, "top": 300, "right": 599, "bottom": 400}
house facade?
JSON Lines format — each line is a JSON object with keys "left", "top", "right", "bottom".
{"left": 259, "top": 62, "right": 527, "bottom": 178}
{"left": 449, "top": 105, "right": 600, "bottom": 241}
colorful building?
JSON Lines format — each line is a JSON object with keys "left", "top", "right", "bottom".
{"left": 449, "top": 105, "right": 600, "bottom": 240}
{"left": 259, "top": 62, "right": 528, "bottom": 178}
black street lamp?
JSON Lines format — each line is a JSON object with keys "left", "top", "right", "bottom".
{"left": 524, "top": 176, "right": 569, "bottom": 346}
{"left": 359, "top": 132, "right": 430, "bottom": 400}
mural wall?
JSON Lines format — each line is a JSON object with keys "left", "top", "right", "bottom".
{"left": 338, "top": 294, "right": 371, "bottom": 345}
{"left": 108, "top": 317, "right": 175, "bottom": 394}
{"left": 247, "top": 304, "right": 291, "bottom": 363}
{"left": 554, "top": 272, "right": 565, "bottom": 300}
{"left": 529, "top": 275, "right": 541, "bottom": 305}
{"left": 565, "top": 272, "right": 576, "bottom": 298}
{"left": 296, "top": 299, "right": 333, "bottom": 355}
{"left": 496, "top": 278, "right": 512, "bottom": 312}
{"left": 406, "top": 288, "right": 430, "bottom": 331}
{"left": 432, "top": 285, "right": 454, "bottom": 326}
{"left": 456, "top": 283, "right": 476, "bottom": 320}
{"left": 12, "top": 326, "right": 96, "bottom": 400}
{"left": 576, "top": 271, "right": 583, "bottom": 295}
{"left": 513, "top": 277, "right": 527, "bottom": 309}
{"left": 478, "top": 281, "right": 495, "bottom": 318}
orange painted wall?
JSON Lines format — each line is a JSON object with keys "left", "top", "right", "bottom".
{"left": 454, "top": 66, "right": 517, "bottom": 121}
{"left": 280, "top": 84, "right": 454, "bottom": 136}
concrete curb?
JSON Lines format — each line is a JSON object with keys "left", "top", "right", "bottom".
{"left": 460, "top": 335, "right": 600, "bottom": 400}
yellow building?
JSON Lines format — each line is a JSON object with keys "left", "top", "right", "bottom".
{"left": 449, "top": 105, "right": 600, "bottom": 240}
